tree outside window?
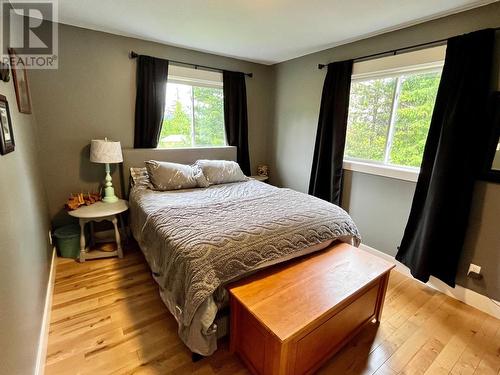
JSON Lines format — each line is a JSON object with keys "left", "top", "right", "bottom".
{"left": 159, "top": 82, "right": 225, "bottom": 148}
{"left": 346, "top": 69, "right": 441, "bottom": 168}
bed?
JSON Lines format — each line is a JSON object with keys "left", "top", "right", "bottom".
{"left": 123, "top": 148, "right": 361, "bottom": 356}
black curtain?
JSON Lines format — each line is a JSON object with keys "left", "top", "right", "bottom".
{"left": 396, "top": 29, "right": 495, "bottom": 286}
{"left": 309, "top": 60, "right": 353, "bottom": 205}
{"left": 134, "top": 55, "right": 169, "bottom": 148}
{"left": 223, "top": 71, "right": 251, "bottom": 175}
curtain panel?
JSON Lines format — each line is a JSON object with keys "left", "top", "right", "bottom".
{"left": 309, "top": 60, "right": 353, "bottom": 206}
{"left": 223, "top": 71, "right": 251, "bottom": 175}
{"left": 134, "top": 55, "right": 169, "bottom": 148}
{"left": 396, "top": 29, "right": 496, "bottom": 286}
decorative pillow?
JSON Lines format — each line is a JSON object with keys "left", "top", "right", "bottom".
{"left": 130, "top": 167, "right": 152, "bottom": 189}
{"left": 195, "top": 159, "right": 248, "bottom": 185}
{"left": 145, "top": 160, "right": 208, "bottom": 191}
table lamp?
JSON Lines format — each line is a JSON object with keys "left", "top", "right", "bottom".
{"left": 90, "top": 138, "right": 123, "bottom": 203}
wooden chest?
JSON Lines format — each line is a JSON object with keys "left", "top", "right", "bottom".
{"left": 228, "top": 243, "right": 394, "bottom": 375}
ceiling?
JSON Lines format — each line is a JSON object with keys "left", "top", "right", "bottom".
{"left": 56, "top": 0, "right": 497, "bottom": 65}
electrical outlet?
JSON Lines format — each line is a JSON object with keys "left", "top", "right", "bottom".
{"left": 468, "top": 263, "right": 481, "bottom": 277}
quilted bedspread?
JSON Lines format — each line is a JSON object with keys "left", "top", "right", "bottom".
{"left": 129, "top": 180, "right": 360, "bottom": 354}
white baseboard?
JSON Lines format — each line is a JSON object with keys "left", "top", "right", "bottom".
{"left": 359, "top": 243, "right": 500, "bottom": 320}
{"left": 35, "top": 247, "right": 57, "bottom": 375}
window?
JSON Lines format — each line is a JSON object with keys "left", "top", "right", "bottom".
{"left": 345, "top": 46, "right": 445, "bottom": 173}
{"left": 159, "top": 65, "right": 226, "bottom": 148}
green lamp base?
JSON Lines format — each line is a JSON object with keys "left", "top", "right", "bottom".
{"left": 102, "top": 163, "right": 119, "bottom": 203}
{"left": 102, "top": 193, "right": 119, "bottom": 203}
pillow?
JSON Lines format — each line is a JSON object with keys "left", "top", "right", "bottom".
{"left": 145, "top": 160, "right": 208, "bottom": 191}
{"left": 195, "top": 159, "right": 248, "bottom": 185}
{"left": 129, "top": 167, "right": 151, "bottom": 189}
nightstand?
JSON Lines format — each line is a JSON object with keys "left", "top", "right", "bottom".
{"left": 68, "top": 199, "right": 128, "bottom": 262}
{"left": 250, "top": 175, "right": 269, "bottom": 182}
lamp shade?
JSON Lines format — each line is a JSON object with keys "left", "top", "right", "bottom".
{"left": 90, "top": 139, "right": 123, "bottom": 163}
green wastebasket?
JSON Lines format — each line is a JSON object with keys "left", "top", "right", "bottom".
{"left": 54, "top": 225, "right": 81, "bottom": 259}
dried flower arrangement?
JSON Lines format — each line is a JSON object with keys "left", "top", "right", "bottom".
{"left": 65, "top": 192, "right": 102, "bottom": 211}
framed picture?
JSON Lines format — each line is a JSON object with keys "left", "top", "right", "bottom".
{"left": 0, "top": 62, "right": 9, "bottom": 82}
{"left": 0, "top": 95, "right": 14, "bottom": 155}
{"left": 8, "top": 48, "right": 32, "bottom": 114}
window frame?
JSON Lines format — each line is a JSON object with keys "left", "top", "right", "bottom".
{"left": 159, "top": 65, "right": 227, "bottom": 149}
{"left": 344, "top": 61, "right": 444, "bottom": 182}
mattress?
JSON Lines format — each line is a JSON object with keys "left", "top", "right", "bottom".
{"left": 129, "top": 180, "right": 360, "bottom": 355}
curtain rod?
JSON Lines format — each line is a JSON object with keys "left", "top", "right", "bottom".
{"left": 129, "top": 51, "right": 253, "bottom": 78}
{"left": 317, "top": 27, "right": 500, "bottom": 69}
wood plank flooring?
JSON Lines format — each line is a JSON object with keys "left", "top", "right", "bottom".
{"left": 46, "top": 246, "right": 500, "bottom": 375}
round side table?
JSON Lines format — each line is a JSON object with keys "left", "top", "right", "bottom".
{"left": 68, "top": 199, "right": 129, "bottom": 262}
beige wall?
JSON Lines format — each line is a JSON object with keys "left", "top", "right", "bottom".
{"left": 29, "top": 24, "right": 275, "bottom": 225}
{"left": 0, "top": 57, "right": 52, "bottom": 373}
{"left": 270, "top": 2, "right": 500, "bottom": 300}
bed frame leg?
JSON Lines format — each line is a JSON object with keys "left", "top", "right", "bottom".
{"left": 192, "top": 352, "right": 205, "bottom": 362}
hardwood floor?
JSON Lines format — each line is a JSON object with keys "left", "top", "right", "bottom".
{"left": 46, "top": 246, "right": 500, "bottom": 375}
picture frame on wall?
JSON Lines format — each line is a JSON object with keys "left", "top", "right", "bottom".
{"left": 8, "top": 48, "right": 32, "bottom": 114}
{"left": 0, "top": 95, "right": 15, "bottom": 155}
{"left": 0, "top": 62, "right": 9, "bottom": 82}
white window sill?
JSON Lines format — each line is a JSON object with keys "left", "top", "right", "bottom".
{"left": 343, "top": 160, "right": 419, "bottom": 182}
{"left": 156, "top": 145, "right": 232, "bottom": 151}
